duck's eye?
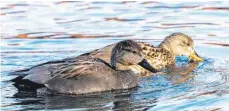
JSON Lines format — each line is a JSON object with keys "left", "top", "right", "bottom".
{"left": 132, "top": 51, "right": 137, "bottom": 54}
{"left": 180, "top": 43, "right": 185, "bottom": 46}
{"left": 124, "top": 49, "right": 132, "bottom": 52}
{"left": 124, "top": 49, "right": 138, "bottom": 54}
{"left": 180, "top": 41, "right": 188, "bottom": 46}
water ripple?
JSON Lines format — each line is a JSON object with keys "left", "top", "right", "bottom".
{"left": 1, "top": 1, "right": 229, "bottom": 111}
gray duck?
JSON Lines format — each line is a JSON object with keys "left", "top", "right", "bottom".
{"left": 11, "top": 40, "right": 157, "bottom": 94}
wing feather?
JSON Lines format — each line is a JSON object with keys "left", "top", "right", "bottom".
{"left": 51, "top": 55, "right": 112, "bottom": 79}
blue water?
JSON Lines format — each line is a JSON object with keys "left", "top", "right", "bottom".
{"left": 1, "top": 1, "right": 229, "bottom": 111}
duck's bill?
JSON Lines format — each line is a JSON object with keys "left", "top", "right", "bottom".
{"left": 189, "top": 51, "right": 203, "bottom": 62}
{"left": 138, "top": 59, "right": 157, "bottom": 73}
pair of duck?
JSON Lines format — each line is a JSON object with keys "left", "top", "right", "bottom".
{"left": 11, "top": 33, "right": 203, "bottom": 95}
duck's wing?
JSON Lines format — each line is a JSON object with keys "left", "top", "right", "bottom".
{"left": 50, "top": 55, "right": 113, "bottom": 79}
{"left": 11, "top": 57, "right": 77, "bottom": 89}
{"left": 44, "top": 55, "right": 115, "bottom": 94}
{"left": 10, "top": 57, "right": 77, "bottom": 76}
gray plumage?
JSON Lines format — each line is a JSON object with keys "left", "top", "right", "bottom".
{"left": 11, "top": 40, "right": 156, "bottom": 94}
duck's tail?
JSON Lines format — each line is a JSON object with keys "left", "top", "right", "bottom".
{"left": 10, "top": 69, "right": 45, "bottom": 92}
{"left": 11, "top": 76, "right": 45, "bottom": 92}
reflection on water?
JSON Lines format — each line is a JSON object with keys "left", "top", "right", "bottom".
{"left": 1, "top": 1, "right": 229, "bottom": 111}
{"left": 9, "top": 89, "right": 139, "bottom": 110}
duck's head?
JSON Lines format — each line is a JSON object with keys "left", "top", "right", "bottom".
{"left": 159, "top": 33, "right": 203, "bottom": 62}
{"left": 111, "top": 40, "right": 157, "bottom": 73}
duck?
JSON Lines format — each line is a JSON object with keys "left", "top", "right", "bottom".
{"left": 11, "top": 40, "right": 157, "bottom": 94}
{"left": 89, "top": 32, "right": 203, "bottom": 75}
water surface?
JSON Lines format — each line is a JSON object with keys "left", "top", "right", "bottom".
{"left": 1, "top": 1, "right": 229, "bottom": 111}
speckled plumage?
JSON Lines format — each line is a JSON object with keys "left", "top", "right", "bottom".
{"left": 138, "top": 42, "right": 175, "bottom": 69}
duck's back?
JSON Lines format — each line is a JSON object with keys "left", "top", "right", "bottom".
{"left": 138, "top": 42, "right": 175, "bottom": 70}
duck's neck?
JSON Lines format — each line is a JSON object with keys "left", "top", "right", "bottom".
{"left": 158, "top": 41, "right": 172, "bottom": 53}
{"left": 158, "top": 42, "right": 177, "bottom": 63}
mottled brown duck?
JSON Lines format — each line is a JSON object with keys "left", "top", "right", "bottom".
{"left": 89, "top": 33, "right": 203, "bottom": 75}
